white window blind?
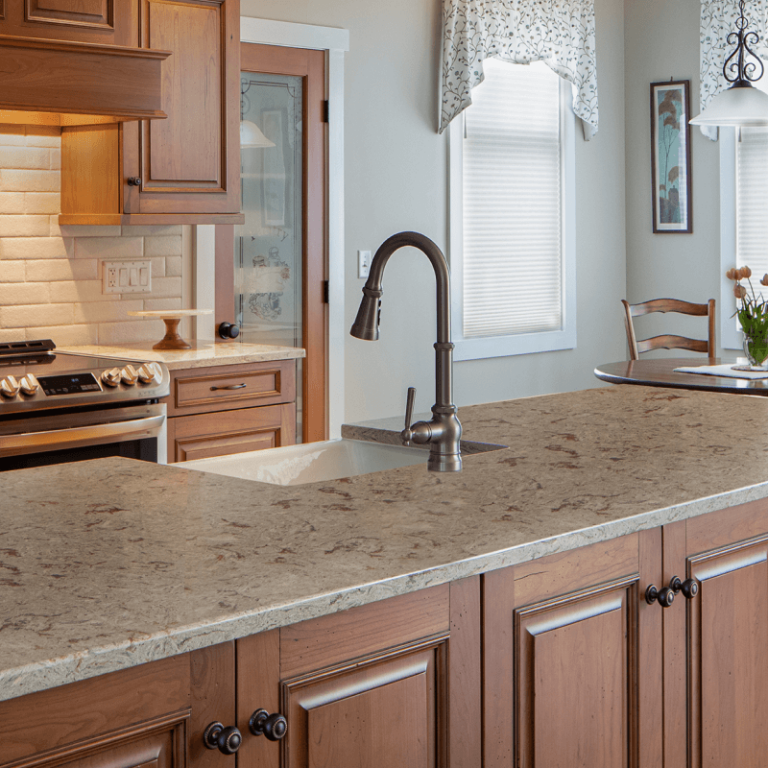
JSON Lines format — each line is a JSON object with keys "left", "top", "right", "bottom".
{"left": 737, "top": 127, "right": 768, "bottom": 283}
{"left": 462, "top": 59, "right": 563, "bottom": 338}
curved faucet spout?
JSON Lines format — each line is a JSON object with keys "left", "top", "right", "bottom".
{"left": 350, "top": 231, "right": 462, "bottom": 472}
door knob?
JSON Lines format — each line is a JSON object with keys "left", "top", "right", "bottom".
{"left": 645, "top": 583, "right": 675, "bottom": 607}
{"left": 219, "top": 322, "right": 240, "bottom": 340}
{"left": 249, "top": 709, "right": 288, "bottom": 741}
{"left": 670, "top": 575, "right": 699, "bottom": 600}
{"left": 127, "top": 176, "right": 142, "bottom": 187}
{"left": 203, "top": 722, "right": 242, "bottom": 754}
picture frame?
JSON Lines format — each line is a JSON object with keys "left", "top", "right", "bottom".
{"left": 650, "top": 80, "right": 693, "bottom": 233}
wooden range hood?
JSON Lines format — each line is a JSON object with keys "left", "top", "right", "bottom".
{"left": 0, "top": 34, "right": 170, "bottom": 126}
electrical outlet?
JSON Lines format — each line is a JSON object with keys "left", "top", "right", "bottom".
{"left": 103, "top": 261, "right": 152, "bottom": 294}
{"left": 358, "top": 250, "right": 371, "bottom": 279}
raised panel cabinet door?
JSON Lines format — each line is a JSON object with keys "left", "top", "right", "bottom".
{"left": 668, "top": 500, "right": 768, "bottom": 768}
{"left": 122, "top": 0, "right": 240, "bottom": 215}
{"left": 236, "top": 580, "right": 481, "bottom": 768}
{"left": 166, "top": 403, "right": 296, "bottom": 463}
{"left": 483, "top": 531, "right": 664, "bottom": 768}
{"left": 0, "top": 0, "right": 137, "bottom": 44}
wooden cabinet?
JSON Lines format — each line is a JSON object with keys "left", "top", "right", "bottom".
{"left": 664, "top": 501, "right": 768, "bottom": 768}
{"left": 235, "top": 579, "right": 481, "bottom": 768}
{"left": 483, "top": 532, "right": 663, "bottom": 768}
{"left": 0, "top": 1, "right": 138, "bottom": 46}
{"left": 165, "top": 359, "right": 297, "bottom": 464}
{"left": 60, "top": 0, "right": 242, "bottom": 225}
{"left": 0, "top": 581, "right": 479, "bottom": 768}
{"left": 483, "top": 497, "right": 768, "bottom": 768}
{"left": 0, "top": 651, "right": 222, "bottom": 768}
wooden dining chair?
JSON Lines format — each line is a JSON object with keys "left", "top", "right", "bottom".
{"left": 621, "top": 298, "right": 716, "bottom": 360}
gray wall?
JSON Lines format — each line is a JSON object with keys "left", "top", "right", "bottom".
{"left": 243, "top": 0, "right": 628, "bottom": 423}
{"left": 624, "top": 0, "right": 724, "bottom": 353}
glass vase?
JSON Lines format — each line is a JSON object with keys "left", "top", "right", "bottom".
{"left": 743, "top": 331, "right": 768, "bottom": 369}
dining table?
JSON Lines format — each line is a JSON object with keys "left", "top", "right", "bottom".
{"left": 594, "top": 357, "right": 768, "bottom": 396}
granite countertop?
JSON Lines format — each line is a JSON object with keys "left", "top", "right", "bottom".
{"left": 3, "top": 385, "right": 768, "bottom": 703}
{"left": 60, "top": 341, "right": 305, "bottom": 370}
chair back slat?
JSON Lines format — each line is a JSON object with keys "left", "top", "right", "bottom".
{"left": 621, "top": 298, "right": 716, "bottom": 361}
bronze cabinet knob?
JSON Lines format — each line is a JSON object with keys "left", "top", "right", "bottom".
{"left": 127, "top": 177, "right": 142, "bottom": 187}
{"left": 670, "top": 575, "right": 699, "bottom": 600}
{"left": 203, "top": 722, "right": 242, "bottom": 754}
{"left": 218, "top": 322, "right": 240, "bottom": 340}
{"left": 645, "top": 584, "right": 675, "bottom": 607}
{"left": 249, "top": 709, "right": 288, "bottom": 741}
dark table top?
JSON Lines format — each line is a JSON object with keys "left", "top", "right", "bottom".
{"left": 594, "top": 357, "right": 768, "bottom": 396}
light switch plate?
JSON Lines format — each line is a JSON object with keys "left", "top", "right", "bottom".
{"left": 103, "top": 260, "right": 152, "bottom": 294}
{"left": 358, "top": 250, "right": 371, "bottom": 279}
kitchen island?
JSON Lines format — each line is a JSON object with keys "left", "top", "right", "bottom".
{"left": 3, "top": 385, "right": 768, "bottom": 767}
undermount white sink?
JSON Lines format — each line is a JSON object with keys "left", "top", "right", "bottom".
{"left": 182, "top": 438, "right": 428, "bottom": 486}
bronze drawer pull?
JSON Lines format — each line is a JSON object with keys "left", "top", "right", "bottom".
{"left": 211, "top": 383, "right": 247, "bottom": 391}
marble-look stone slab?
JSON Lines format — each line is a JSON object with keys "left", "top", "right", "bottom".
{"left": 3, "top": 386, "right": 768, "bottom": 703}
{"left": 60, "top": 342, "right": 305, "bottom": 370}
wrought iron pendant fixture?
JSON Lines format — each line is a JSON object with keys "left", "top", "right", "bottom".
{"left": 690, "top": 0, "right": 768, "bottom": 126}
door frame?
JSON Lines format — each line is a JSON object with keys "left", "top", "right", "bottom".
{"left": 239, "top": 17, "right": 349, "bottom": 440}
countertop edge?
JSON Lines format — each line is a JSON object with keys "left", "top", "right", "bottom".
{"left": 3, "top": 478, "right": 765, "bottom": 704}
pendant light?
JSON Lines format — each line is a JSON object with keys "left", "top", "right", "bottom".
{"left": 240, "top": 119, "right": 275, "bottom": 148}
{"left": 690, "top": 0, "right": 768, "bottom": 127}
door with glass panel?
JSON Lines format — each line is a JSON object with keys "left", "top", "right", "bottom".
{"left": 234, "top": 43, "right": 327, "bottom": 443}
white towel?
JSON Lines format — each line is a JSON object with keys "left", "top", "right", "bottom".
{"left": 673, "top": 363, "right": 768, "bottom": 380}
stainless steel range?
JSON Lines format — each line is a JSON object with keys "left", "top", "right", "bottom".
{"left": 0, "top": 340, "right": 170, "bottom": 470}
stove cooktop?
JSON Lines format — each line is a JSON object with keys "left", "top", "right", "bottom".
{"left": 0, "top": 340, "right": 170, "bottom": 415}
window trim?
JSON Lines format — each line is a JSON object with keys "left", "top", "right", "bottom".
{"left": 719, "top": 127, "right": 741, "bottom": 350}
{"left": 448, "top": 69, "right": 577, "bottom": 362}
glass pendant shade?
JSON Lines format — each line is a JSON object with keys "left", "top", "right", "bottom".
{"left": 690, "top": 83, "right": 768, "bottom": 127}
{"left": 240, "top": 119, "right": 275, "bottom": 148}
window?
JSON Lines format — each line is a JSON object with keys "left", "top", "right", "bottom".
{"left": 720, "top": 124, "right": 768, "bottom": 349}
{"left": 449, "top": 59, "right": 576, "bottom": 361}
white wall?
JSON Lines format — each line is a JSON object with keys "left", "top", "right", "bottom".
{"left": 624, "top": 0, "right": 724, "bottom": 353}
{"left": 243, "top": 0, "right": 628, "bottom": 423}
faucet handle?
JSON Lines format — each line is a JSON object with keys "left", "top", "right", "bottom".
{"left": 404, "top": 386, "right": 416, "bottom": 431}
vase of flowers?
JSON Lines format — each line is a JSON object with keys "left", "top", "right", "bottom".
{"left": 726, "top": 266, "right": 768, "bottom": 369}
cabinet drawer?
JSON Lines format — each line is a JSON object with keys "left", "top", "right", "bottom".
{"left": 167, "top": 403, "right": 296, "bottom": 463}
{"left": 167, "top": 360, "right": 295, "bottom": 417}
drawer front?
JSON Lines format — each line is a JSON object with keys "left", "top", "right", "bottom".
{"left": 167, "top": 403, "right": 296, "bottom": 463}
{"left": 167, "top": 360, "right": 296, "bottom": 417}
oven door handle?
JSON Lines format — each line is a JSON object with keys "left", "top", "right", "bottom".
{"left": 0, "top": 414, "right": 165, "bottom": 458}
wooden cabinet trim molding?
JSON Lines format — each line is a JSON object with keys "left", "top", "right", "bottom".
{"left": 0, "top": 654, "right": 190, "bottom": 765}
{"left": 25, "top": 0, "right": 114, "bottom": 30}
{"left": 280, "top": 584, "right": 450, "bottom": 679}
{"left": 2, "top": 711, "right": 189, "bottom": 768}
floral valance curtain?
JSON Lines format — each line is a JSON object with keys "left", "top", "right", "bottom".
{"left": 700, "top": 0, "right": 768, "bottom": 140}
{"left": 440, "top": 0, "right": 599, "bottom": 137}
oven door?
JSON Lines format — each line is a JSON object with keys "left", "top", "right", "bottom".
{"left": 0, "top": 403, "right": 166, "bottom": 470}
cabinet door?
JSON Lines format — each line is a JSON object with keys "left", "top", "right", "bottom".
{"left": 122, "top": 0, "right": 240, "bottom": 215}
{"left": 665, "top": 500, "right": 768, "bottom": 768}
{"left": 167, "top": 403, "right": 296, "bottom": 463}
{"left": 0, "top": 0, "right": 138, "bottom": 45}
{"left": 236, "top": 580, "right": 481, "bottom": 768}
{"left": 483, "top": 531, "right": 663, "bottom": 768}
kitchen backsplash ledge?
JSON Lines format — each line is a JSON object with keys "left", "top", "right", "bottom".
{"left": 0, "top": 125, "right": 191, "bottom": 347}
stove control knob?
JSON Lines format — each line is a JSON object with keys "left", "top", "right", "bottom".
{"left": 0, "top": 376, "right": 20, "bottom": 398}
{"left": 138, "top": 362, "right": 161, "bottom": 385}
{"left": 101, "top": 368, "right": 121, "bottom": 388}
{"left": 121, "top": 365, "right": 139, "bottom": 386}
{"left": 19, "top": 374, "right": 39, "bottom": 396}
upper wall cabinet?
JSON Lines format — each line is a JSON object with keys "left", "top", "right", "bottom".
{"left": 0, "top": 0, "right": 138, "bottom": 45}
{"left": 59, "top": 0, "right": 243, "bottom": 225}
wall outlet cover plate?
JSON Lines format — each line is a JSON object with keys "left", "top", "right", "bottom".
{"left": 103, "top": 260, "right": 152, "bottom": 294}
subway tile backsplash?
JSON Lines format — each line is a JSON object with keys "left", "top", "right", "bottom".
{"left": 0, "top": 125, "right": 186, "bottom": 346}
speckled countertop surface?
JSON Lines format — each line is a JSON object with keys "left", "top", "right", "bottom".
{"left": 60, "top": 341, "right": 305, "bottom": 370}
{"left": 3, "top": 385, "right": 768, "bottom": 703}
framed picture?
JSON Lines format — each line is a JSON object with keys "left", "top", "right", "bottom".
{"left": 651, "top": 80, "right": 693, "bottom": 233}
